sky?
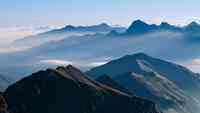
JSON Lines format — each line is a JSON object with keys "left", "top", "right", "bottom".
{"left": 0, "top": 0, "right": 200, "bottom": 44}
{"left": 1, "top": 0, "right": 200, "bottom": 73}
{"left": 1, "top": 0, "right": 200, "bottom": 28}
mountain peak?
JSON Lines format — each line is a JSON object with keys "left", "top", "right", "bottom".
{"left": 132, "top": 20, "right": 148, "bottom": 25}
{"left": 128, "top": 20, "right": 149, "bottom": 29}
{"left": 125, "top": 20, "right": 183, "bottom": 35}
{"left": 126, "top": 20, "right": 156, "bottom": 34}
{"left": 98, "top": 23, "right": 110, "bottom": 27}
{"left": 132, "top": 52, "right": 149, "bottom": 57}
{"left": 124, "top": 53, "right": 150, "bottom": 60}
{"left": 185, "top": 21, "right": 200, "bottom": 32}
{"left": 188, "top": 21, "right": 200, "bottom": 27}
{"left": 63, "top": 25, "right": 76, "bottom": 30}
{"left": 160, "top": 22, "right": 172, "bottom": 28}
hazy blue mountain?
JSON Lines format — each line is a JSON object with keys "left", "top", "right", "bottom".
{"left": 184, "top": 21, "right": 200, "bottom": 33}
{"left": 125, "top": 20, "right": 182, "bottom": 35}
{"left": 3, "top": 20, "right": 200, "bottom": 80}
{"left": 14, "top": 23, "right": 126, "bottom": 47}
{"left": 3, "top": 65, "right": 160, "bottom": 113}
{"left": 125, "top": 20, "right": 200, "bottom": 41}
{"left": 126, "top": 20, "right": 158, "bottom": 34}
{"left": 87, "top": 53, "right": 200, "bottom": 113}
{"left": 60, "top": 23, "right": 126, "bottom": 32}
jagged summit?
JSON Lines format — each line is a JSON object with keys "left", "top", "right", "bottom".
{"left": 185, "top": 21, "right": 200, "bottom": 32}
{"left": 159, "top": 22, "right": 179, "bottom": 30}
{"left": 130, "top": 20, "right": 149, "bottom": 26}
{"left": 61, "top": 23, "right": 114, "bottom": 32}
{"left": 62, "top": 25, "right": 76, "bottom": 30}
{"left": 188, "top": 21, "right": 200, "bottom": 27}
{"left": 125, "top": 20, "right": 182, "bottom": 35}
{"left": 126, "top": 20, "right": 154, "bottom": 34}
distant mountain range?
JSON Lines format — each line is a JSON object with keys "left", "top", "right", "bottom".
{"left": 124, "top": 20, "right": 200, "bottom": 36}
{"left": 14, "top": 23, "right": 126, "bottom": 47}
{"left": 125, "top": 20, "right": 182, "bottom": 35}
{"left": 13, "top": 20, "right": 200, "bottom": 48}
{"left": 87, "top": 53, "right": 200, "bottom": 113}
{"left": 2, "top": 65, "right": 160, "bottom": 113}
{"left": 60, "top": 23, "right": 126, "bottom": 33}
{"left": 2, "top": 20, "right": 200, "bottom": 80}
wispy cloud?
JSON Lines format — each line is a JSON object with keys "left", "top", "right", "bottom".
{"left": 39, "top": 59, "right": 73, "bottom": 66}
{"left": 0, "top": 26, "right": 52, "bottom": 44}
{"left": 38, "top": 59, "right": 108, "bottom": 69}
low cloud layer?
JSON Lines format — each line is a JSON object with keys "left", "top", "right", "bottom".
{"left": 0, "top": 26, "right": 52, "bottom": 45}
{"left": 38, "top": 59, "right": 108, "bottom": 70}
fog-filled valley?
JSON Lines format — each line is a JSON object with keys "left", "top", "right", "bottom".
{"left": 1, "top": 20, "right": 200, "bottom": 80}
{"left": 1, "top": 20, "right": 200, "bottom": 113}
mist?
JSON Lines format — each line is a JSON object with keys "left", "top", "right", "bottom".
{"left": 1, "top": 29, "right": 200, "bottom": 80}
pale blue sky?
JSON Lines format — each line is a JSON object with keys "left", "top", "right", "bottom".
{"left": 0, "top": 0, "right": 200, "bottom": 28}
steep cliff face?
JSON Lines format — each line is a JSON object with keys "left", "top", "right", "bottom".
{"left": 4, "top": 65, "right": 160, "bottom": 113}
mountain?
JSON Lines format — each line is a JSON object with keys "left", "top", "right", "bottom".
{"left": 3, "top": 65, "right": 160, "bottom": 113}
{"left": 3, "top": 20, "right": 200, "bottom": 78}
{"left": 61, "top": 23, "right": 125, "bottom": 33}
{"left": 125, "top": 20, "right": 182, "bottom": 35}
{"left": 184, "top": 21, "right": 200, "bottom": 33}
{"left": 87, "top": 53, "right": 200, "bottom": 113}
{"left": 126, "top": 20, "right": 157, "bottom": 34}
{"left": 14, "top": 23, "right": 126, "bottom": 47}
